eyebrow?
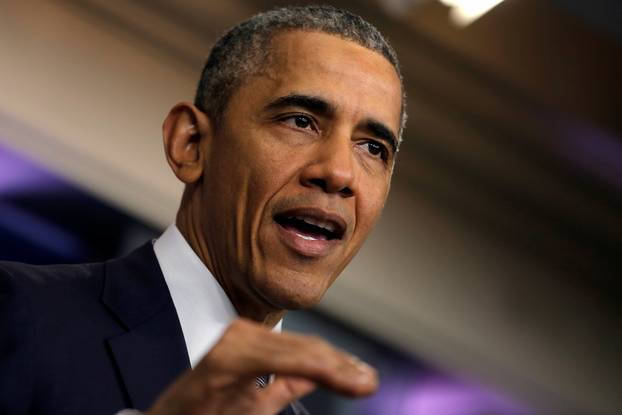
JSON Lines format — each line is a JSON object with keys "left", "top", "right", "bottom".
{"left": 264, "top": 93, "right": 398, "bottom": 153}
{"left": 364, "top": 119, "right": 398, "bottom": 154}
{"left": 263, "top": 94, "right": 335, "bottom": 117}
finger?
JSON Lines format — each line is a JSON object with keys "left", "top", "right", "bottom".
{"left": 201, "top": 319, "right": 379, "bottom": 396}
{"left": 244, "top": 334, "right": 378, "bottom": 395}
{"left": 258, "top": 376, "right": 317, "bottom": 415}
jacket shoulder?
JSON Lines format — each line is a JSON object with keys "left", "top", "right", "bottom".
{"left": 0, "top": 261, "right": 104, "bottom": 414}
{"left": 0, "top": 259, "right": 111, "bottom": 330}
{"left": 0, "top": 260, "right": 102, "bottom": 287}
{"left": 0, "top": 260, "right": 107, "bottom": 328}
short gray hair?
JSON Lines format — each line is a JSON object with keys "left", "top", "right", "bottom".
{"left": 194, "top": 5, "right": 407, "bottom": 139}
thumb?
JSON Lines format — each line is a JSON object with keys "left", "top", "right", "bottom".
{"left": 258, "top": 376, "right": 317, "bottom": 414}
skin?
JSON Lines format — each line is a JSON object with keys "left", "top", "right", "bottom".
{"left": 151, "top": 30, "right": 403, "bottom": 413}
{"left": 149, "top": 319, "right": 378, "bottom": 415}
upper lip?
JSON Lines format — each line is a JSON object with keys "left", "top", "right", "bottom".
{"left": 274, "top": 207, "right": 348, "bottom": 240}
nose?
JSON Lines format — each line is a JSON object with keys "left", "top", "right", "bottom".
{"left": 299, "top": 133, "right": 355, "bottom": 197}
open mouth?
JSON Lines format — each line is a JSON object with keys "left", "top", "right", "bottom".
{"left": 273, "top": 209, "right": 346, "bottom": 241}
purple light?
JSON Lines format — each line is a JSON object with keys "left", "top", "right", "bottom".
{"left": 363, "top": 373, "right": 532, "bottom": 415}
{"left": 0, "top": 142, "right": 63, "bottom": 195}
{"left": 0, "top": 201, "right": 84, "bottom": 258}
{"left": 0, "top": 142, "right": 85, "bottom": 258}
{"left": 402, "top": 375, "right": 532, "bottom": 415}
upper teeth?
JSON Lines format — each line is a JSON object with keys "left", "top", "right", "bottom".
{"left": 291, "top": 216, "right": 336, "bottom": 233}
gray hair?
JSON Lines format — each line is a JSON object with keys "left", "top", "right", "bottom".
{"left": 194, "top": 5, "right": 407, "bottom": 139}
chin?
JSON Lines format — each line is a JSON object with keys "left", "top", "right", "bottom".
{"left": 254, "top": 270, "right": 329, "bottom": 310}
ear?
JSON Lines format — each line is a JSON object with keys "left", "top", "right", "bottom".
{"left": 162, "top": 102, "right": 212, "bottom": 184}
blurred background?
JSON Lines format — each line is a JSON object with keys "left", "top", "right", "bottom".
{"left": 1, "top": 1, "right": 621, "bottom": 414}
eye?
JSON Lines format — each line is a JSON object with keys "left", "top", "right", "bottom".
{"left": 363, "top": 141, "right": 388, "bottom": 161}
{"left": 293, "top": 115, "right": 311, "bottom": 129}
{"left": 282, "top": 114, "right": 315, "bottom": 131}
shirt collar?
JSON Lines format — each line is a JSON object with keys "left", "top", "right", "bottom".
{"left": 153, "top": 224, "right": 282, "bottom": 368}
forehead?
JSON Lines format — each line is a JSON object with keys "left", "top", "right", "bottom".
{"left": 235, "top": 31, "right": 403, "bottom": 132}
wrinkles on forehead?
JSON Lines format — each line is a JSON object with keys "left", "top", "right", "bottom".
{"left": 242, "top": 29, "right": 401, "bottom": 92}
{"left": 269, "top": 31, "right": 402, "bottom": 130}
{"left": 221, "top": 30, "right": 403, "bottom": 144}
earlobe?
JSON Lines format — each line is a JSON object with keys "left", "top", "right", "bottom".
{"left": 162, "top": 102, "right": 212, "bottom": 184}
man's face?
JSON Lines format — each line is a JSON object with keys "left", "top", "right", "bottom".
{"left": 198, "top": 30, "right": 402, "bottom": 312}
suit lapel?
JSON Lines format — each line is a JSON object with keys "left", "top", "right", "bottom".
{"left": 102, "top": 243, "right": 191, "bottom": 410}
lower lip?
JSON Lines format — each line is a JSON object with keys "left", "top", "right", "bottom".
{"left": 275, "top": 222, "right": 339, "bottom": 258}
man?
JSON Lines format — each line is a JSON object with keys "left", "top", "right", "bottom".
{"left": 0, "top": 5, "right": 405, "bottom": 415}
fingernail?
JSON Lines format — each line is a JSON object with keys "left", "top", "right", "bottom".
{"left": 355, "top": 359, "right": 374, "bottom": 373}
{"left": 356, "top": 365, "right": 377, "bottom": 382}
{"left": 353, "top": 369, "right": 374, "bottom": 384}
{"left": 352, "top": 372, "right": 371, "bottom": 383}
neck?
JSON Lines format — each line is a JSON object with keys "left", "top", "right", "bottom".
{"left": 175, "top": 189, "right": 285, "bottom": 328}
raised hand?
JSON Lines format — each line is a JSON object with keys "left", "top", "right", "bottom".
{"left": 146, "top": 319, "right": 378, "bottom": 415}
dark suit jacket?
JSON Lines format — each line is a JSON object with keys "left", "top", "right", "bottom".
{"left": 0, "top": 243, "right": 307, "bottom": 415}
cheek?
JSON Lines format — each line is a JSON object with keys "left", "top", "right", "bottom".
{"left": 238, "top": 141, "right": 304, "bottom": 266}
{"left": 248, "top": 158, "right": 285, "bottom": 194}
{"left": 245, "top": 140, "right": 301, "bottom": 205}
{"left": 209, "top": 133, "right": 287, "bottom": 206}
{"left": 353, "top": 183, "right": 388, "bottom": 239}
{"left": 330, "top": 185, "right": 387, "bottom": 284}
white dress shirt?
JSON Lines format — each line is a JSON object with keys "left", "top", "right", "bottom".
{"left": 153, "top": 224, "right": 282, "bottom": 368}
